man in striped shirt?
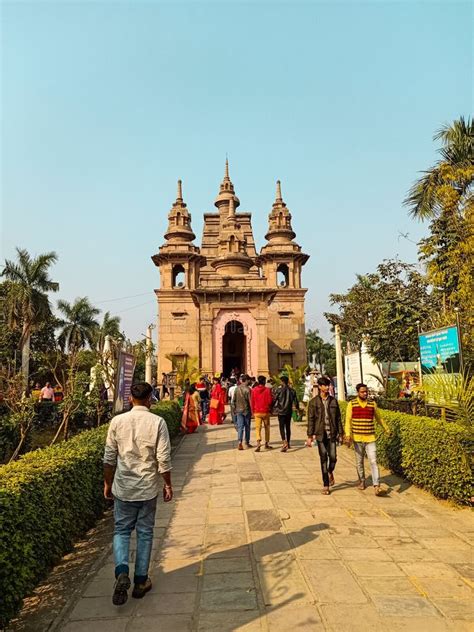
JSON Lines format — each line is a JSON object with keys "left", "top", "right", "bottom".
{"left": 344, "top": 383, "right": 390, "bottom": 496}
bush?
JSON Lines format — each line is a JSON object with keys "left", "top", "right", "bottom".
{"left": 0, "top": 414, "right": 20, "bottom": 463}
{"left": 340, "top": 402, "right": 473, "bottom": 504}
{"left": 150, "top": 399, "right": 182, "bottom": 438}
{"left": 0, "top": 425, "right": 108, "bottom": 627}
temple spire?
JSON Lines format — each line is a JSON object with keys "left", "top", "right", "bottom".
{"left": 276, "top": 180, "right": 282, "bottom": 202}
{"left": 214, "top": 157, "right": 240, "bottom": 210}
{"left": 163, "top": 179, "right": 196, "bottom": 243}
{"left": 176, "top": 179, "right": 183, "bottom": 202}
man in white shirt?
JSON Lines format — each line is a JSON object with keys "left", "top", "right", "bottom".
{"left": 228, "top": 378, "right": 238, "bottom": 428}
{"left": 40, "top": 382, "right": 55, "bottom": 401}
{"left": 103, "top": 382, "right": 173, "bottom": 606}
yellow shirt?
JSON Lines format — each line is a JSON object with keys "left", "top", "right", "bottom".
{"left": 345, "top": 397, "right": 389, "bottom": 443}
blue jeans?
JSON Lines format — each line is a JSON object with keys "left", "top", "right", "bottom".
{"left": 113, "top": 496, "right": 157, "bottom": 584}
{"left": 201, "top": 398, "right": 209, "bottom": 423}
{"left": 236, "top": 412, "right": 251, "bottom": 444}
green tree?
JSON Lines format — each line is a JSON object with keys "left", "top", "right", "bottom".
{"left": 405, "top": 116, "right": 473, "bottom": 220}
{"left": 95, "top": 311, "right": 124, "bottom": 353}
{"left": 326, "top": 259, "right": 439, "bottom": 388}
{"left": 56, "top": 297, "right": 100, "bottom": 355}
{"left": 305, "top": 329, "right": 335, "bottom": 373}
{"left": 1, "top": 248, "right": 59, "bottom": 389}
{"left": 405, "top": 116, "right": 474, "bottom": 367}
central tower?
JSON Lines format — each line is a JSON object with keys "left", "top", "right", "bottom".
{"left": 152, "top": 162, "right": 309, "bottom": 377}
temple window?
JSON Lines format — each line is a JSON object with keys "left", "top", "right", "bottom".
{"left": 172, "top": 264, "right": 186, "bottom": 288}
{"left": 277, "top": 263, "right": 289, "bottom": 287}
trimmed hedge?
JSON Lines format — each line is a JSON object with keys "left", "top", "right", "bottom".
{"left": 151, "top": 399, "right": 182, "bottom": 438}
{"left": 0, "top": 399, "right": 183, "bottom": 626}
{"left": 0, "top": 425, "right": 109, "bottom": 627}
{"left": 340, "top": 402, "right": 473, "bottom": 504}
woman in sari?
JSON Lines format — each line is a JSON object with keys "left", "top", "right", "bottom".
{"left": 208, "top": 377, "right": 226, "bottom": 425}
{"left": 181, "top": 384, "right": 200, "bottom": 434}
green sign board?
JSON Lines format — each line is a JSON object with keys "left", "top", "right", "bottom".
{"left": 418, "top": 325, "right": 460, "bottom": 374}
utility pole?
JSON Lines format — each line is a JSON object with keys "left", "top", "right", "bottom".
{"left": 335, "top": 324, "right": 346, "bottom": 401}
{"left": 145, "top": 324, "right": 155, "bottom": 384}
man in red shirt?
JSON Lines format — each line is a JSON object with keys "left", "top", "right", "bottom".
{"left": 251, "top": 375, "right": 274, "bottom": 452}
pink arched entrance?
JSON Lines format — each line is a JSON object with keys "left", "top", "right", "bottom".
{"left": 212, "top": 310, "right": 258, "bottom": 377}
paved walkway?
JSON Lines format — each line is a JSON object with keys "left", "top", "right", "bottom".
{"left": 61, "top": 418, "right": 473, "bottom": 632}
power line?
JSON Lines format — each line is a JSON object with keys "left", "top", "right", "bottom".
{"left": 94, "top": 291, "right": 152, "bottom": 304}
{"left": 115, "top": 300, "right": 156, "bottom": 314}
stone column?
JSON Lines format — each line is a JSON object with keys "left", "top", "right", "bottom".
{"left": 335, "top": 324, "right": 346, "bottom": 401}
{"left": 255, "top": 314, "right": 270, "bottom": 376}
{"left": 200, "top": 319, "right": 214, "bottom": 375}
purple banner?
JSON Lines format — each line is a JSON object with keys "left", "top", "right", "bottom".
{"left": 114, "top": 352, "right": 136, "bottom": 413}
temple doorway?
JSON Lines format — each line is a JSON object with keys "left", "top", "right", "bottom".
{"left": 222, "top": 320, "right": 246, "bottom": 376}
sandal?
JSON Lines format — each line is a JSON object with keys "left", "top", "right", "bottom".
{"left": 321, "top": 487, "right": 330, "bottom": 495}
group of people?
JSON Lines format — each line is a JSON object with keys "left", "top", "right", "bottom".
{"left": 307, "top": 379, "right": 390, "bottom": 496}
{"left": 30, "top": 381, "right": 63, "bottom": 402}
{"left": 102, "top": 378, "right": 390, "bottom": 606}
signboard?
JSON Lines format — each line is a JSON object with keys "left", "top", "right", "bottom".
{"left": 344, "top": 345, "right": 384, "bottom": 396}
{"left": 113, "top": 352, "right": 136, "bottom": 413}
{"left": 418, "top": 325, "right": 460, "bottom": 374}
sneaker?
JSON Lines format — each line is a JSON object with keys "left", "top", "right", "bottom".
{"left": 132, "top": 577, "right": 152, "bottom": 599}
{"left": 112, "top": 572, "right": 130, "bottom": 606}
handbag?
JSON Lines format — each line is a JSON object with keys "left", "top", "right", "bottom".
{"left": 210, "top": 398, "right": 220, "bottom": 410}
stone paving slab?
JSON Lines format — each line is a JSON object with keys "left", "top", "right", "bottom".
{"left": 54, "top": 417, "right": 473, "bottom": 631}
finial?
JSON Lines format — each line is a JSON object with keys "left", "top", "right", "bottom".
{"left": 225, "top": 157, "right": 229, "bottom": 180}
{"left": 176, "top": 179, "right": 183, "bottom": 201}
{"left": 276, "top": 180, "right": 282, "bottom": 201}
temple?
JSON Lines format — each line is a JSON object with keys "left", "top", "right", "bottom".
{"left": 152, "top": 162, "right": 309, "bottom": 377}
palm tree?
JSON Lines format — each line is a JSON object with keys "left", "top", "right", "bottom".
{"left": 56, "top": 297, "right": 100, "bottom": 356}
{"left": 306, "top": 328, "right": 336, "bottom": 372}
{"left": 2, "top": 248, "right": 59, "bottom": 388}
{"left": 405, "top": 116, "right": 473, "bottom": 220}
{"left": 96, "top": 311, "right": 123, "bottom": 352}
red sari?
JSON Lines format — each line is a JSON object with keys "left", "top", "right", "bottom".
{"left": 208, "top": 383, "right": 226, "bottom": 425}
{"left": 181, "top": 392, "right": 200, "bottom": 434}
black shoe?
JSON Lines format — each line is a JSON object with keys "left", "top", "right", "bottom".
{"left": 132, "top": 577, "right": 153, "bottom": 599}
{"left": 112, "top": 572, "right": 130, "bottom": 606}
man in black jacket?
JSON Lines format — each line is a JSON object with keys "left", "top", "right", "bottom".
{"left": 307, "top": 376, "right": 344, "bottom": 494}
{"left": 274, "top": 375, "right": 298, "bottom": 452}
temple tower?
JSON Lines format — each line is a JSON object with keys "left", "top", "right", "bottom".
{"left": 152, "top": 165, "right": 309, "bottom": 378}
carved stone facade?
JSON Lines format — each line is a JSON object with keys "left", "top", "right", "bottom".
{"left": 152, "top": 163, "right": 309, "bottom": 377}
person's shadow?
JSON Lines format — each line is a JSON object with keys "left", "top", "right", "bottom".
{"left": 144, "top": 521, "right": 330, "bottom": 630}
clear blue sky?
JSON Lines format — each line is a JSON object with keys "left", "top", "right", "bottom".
{"left": 2, "top": 1, "right": 472, "bottom": 342}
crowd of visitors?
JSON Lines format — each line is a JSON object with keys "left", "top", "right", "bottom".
{"left": 102, "top": 376, "right": 390, "bottom": 607}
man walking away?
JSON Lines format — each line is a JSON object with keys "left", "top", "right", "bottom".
{"left": 307, "top": 376, "right": 344, "bottom": 495}
{"left": 232, "top": 375, "right": 252, "bottom": 450}
{"left": 251, "top": 375, "right": 274, "bottom": 452}
{"left": 103, "top": 382, "right": 173, "bottom": 606}
{"left": 274, "top": 375, "right": 298, "bottom": 452}
{"left": 344, "top": 383, "right": 390, "bottom": 496}
{"left": 228, "top": 378, "right": 238, "bottom": 428}
{"left": 196, "top": 376, "right": 210, "bottom": 423}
